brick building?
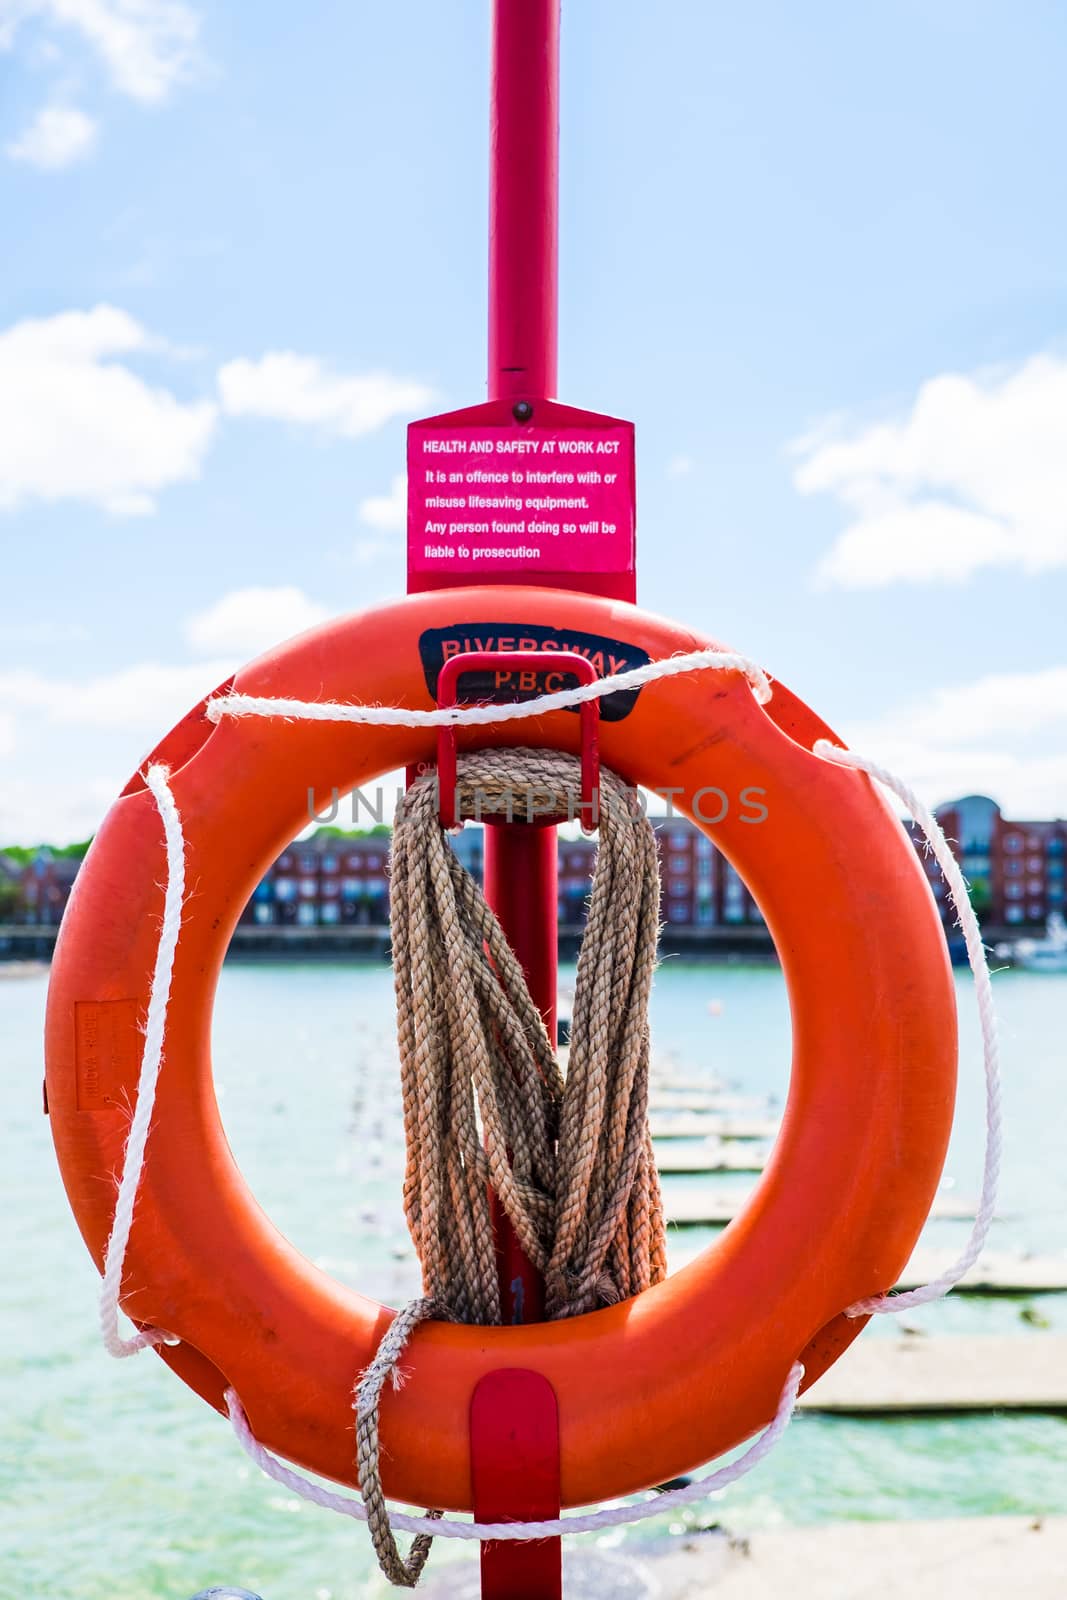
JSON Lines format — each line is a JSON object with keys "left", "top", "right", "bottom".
{"left": 245, "top": 832, "right": 393, "bottom": 927}
{"left": 225, "top": 796, "right": 1067, "bottom": 935}
{"left": 241, "top": 815, "right": 765, "bottom": 934}
{"left": 558, "top": 818, "right": 762, "bottom": 930}
{"left": 6, "top": 796, "right": 1065, "bottom": 936}
{"left": 11, "top": 849, "right": 82, "bottom": 926}
{"left": 908, "top": 793, "right": 1067, "bottom": 929}
{"left": 241, "top": 826, "right": 486, "bottom": 929}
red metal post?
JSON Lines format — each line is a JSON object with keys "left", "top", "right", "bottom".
{"left": 483, "top": 820, "right": 557, "bottom": 1329}
{"left": 489, "top": 0, "right": 560, "bottom": 401}
{"left": 471, "top": 1370, "right": 562, "bottom": 1600}
{"left": 482, "top": 0, "right": 563, "bottom": 1327}
{"left": 474, "top": 4, "right": 564, "bottom": 1596}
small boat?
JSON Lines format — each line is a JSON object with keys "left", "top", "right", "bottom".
{"left": 1013, "top": 912, "right": 1067, "bottom": 973}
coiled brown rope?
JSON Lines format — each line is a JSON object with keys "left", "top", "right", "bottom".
{"left": 356, "top": 749, "right": 667, "bottom": 1584}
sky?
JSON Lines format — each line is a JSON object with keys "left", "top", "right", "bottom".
{"left": 2, "top": 0, "right": 1067, "bottom": 844}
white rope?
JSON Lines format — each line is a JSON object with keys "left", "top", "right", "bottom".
{"left": 99, "top": 762, "right": 184, "bottom": 1357}
{"left": 814, "top": 740, "right": 1003, "bottom": 1316}
{"left": 224, "top": 1364, "right": 803, "bottom": 1541}
{"left": 203, "top": 646, "right": 774, "bottom": 726}
{"left": 94, "top": 657, "right": 1002, "bottom": 1548}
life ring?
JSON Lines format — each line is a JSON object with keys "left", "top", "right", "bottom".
{"left": 45, "top": 585, "right": 956, "bottom": 1512}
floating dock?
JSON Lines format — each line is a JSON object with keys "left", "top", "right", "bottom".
{"left": 649, "top": 1517, "right": 1067, "bottom": 1600}
{"left": 897, "top": 1249, "right": 1067, "bottom": 1295}
{"left": 664, "top": 1190, "right": 987, "bottom": 1226}
{"left": 649, "top": 1075, "right": 733, "bottom": 1096}
{"left": 657, "top": 1145, "right": 769, "bottom": 1175}
{"left": 798, "top": 1334, "right": 1067, "bottom": 1414}
{"left": 650, "top": 1089, "right": 771, "bottom": 1113}
{"left": 665, "top": 1241, "right": 1067, "bottom": 1295}
{"left": 423, "top": 1517, "right": 1067, "bottom": 1599}
{"left": 650, "top": 1113, "right": 779, "bottom": 1140}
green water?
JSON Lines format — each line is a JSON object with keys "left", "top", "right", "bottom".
{"left": 3, "top": 962, "right": 1066, "bottom": 1599}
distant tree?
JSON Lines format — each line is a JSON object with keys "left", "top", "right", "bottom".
{"left": 0, "top": 839, "right": 91, "bottom": 863}
{"left": 310, "top": 824, "right": 391, "bottom": 841}
{"left": 968, "top": 881, "right": 992, "bottom": 918}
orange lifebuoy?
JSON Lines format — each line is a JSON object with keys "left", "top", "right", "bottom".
{"left": 45, "top": 586, "right": 956, "bottom": 1512}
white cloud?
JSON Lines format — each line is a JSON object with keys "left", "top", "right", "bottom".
{"left": 0, "top": 769, "right": 124, "bottom": 847}
{"left": 0, "top": 658, "right": 235, "bottom": 729}
{"left": 352, "top": 537, "right": 393, "bottom": 566}
{"left": 891, "top": 666, "right": 1067, "bottom": 746}
{"left": 0, "top": 656, "right": 233, "bottom": 846}
{"left": 794, "top": 354, "right": 1067, "bottom": 588}
{"left": 0, "top": 304, "right": 217, "bottom": 514}
{"left": 185, "top": 586, "right": 329, "bottom": 657}
{"left": 359, "top": 473, "right": 406, "bottom": 531}
{"left": 217, "top": 353, "right": 432, "bottom": 438}
{"left": 353, "top": 473, "right": 406, "bottom": 565}
{"left": 0, "top": 709, "right": 15, "bottom": 755}
{"left": 840, "top": 663, "right": 1067, "bottom": 817}
{"left": 666, "top": 455, "right": 694, "bottom": 479}
{"left": 0, "top": 619, "right": 90, "bottom": 644}
{"left": 3, "top": 0, "right": 201, "bottom": 103}
{"left": 6, "top": 102, "right": 97, "bottom": 167}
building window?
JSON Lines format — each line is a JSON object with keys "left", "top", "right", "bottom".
{"left": 1050, "top": 884, "right": 1065, "bottom": 902}
{"left": 321, "top": 879, "right": 340, "bottom": 898}
{"left": 321, "top": 854, "right": 339, "bottom": 874}
{"left": 1028, "top": 880, "right": 1044, "bottom": 895}
{"left": 346, "top": 852, "right": 363, "bottom": 869}
{"left": 666, "top": 903, "right": 688, "bottom": 922}
{"left": 1003, "top": 835, "right": 1022, "bottom": 852}
{"left": 1028, "top": 857, "right": 1043, "bottom": 873}
{"left": 696, "top": 902, "right": 716, "bottom": 925}
{"left": 1005, "top": 860, "right": 1022, "bottom": 876}
{"left": 366, "top": 853, "right": 382, "bottom": 868}
{"left": 1006, "top": 906, "right": 1024, "bottom": 923}
{"left": 299, "top": 877, "right": 317, "bottom": 898}
{"left": 296, "top": 903, "right": 317, "bottom": 925}
{"left": 668, "top": 830, "right": 689, "bottom": 849}
{"left": 1005, "top": 883, "right": 1024, "bottom": 899}
{"left": 669, "top": 854, "right": 688, "bottom": 872}
{"left": 670, "top": 882, "right": 689, "bottom": 898}
{"left": 1028, "top": 905, "right": 1044, "bottom": 920}
{"left": 342, "top": 877, "right": 363, "bottom": 899}
{"left": 320, "top": 901, "right": 341, "bottom": 924}
{"left": 274, "top": 877, "right": 297, "bottom": 902}
{"left": 299, "top": 853, "right": 317, "bottom": 874}
{"left": 252, "top": 903, "right": 275, "bottom": 925}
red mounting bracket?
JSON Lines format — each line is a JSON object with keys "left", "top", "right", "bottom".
{"left": 435, "top": 650, "right": 601, "bottom": 831}
{"left": 471, "top": 1369, "right": 562, "bottom": 1600}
